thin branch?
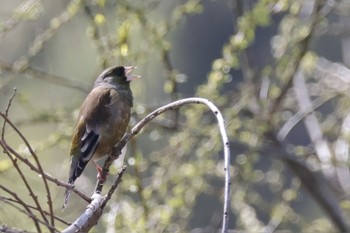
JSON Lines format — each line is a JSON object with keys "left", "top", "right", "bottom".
{"left": 0, "top": 113, "right": 91, "bottom": 203}
{"left": 0, "top": 184, "right": 42, "bottom": 233}
{"left": 0, "top": 16, "right": 21, "bottom": 41}
{"left": 83, "top": 3, "right": 110, "bottom": 68}
{"left": 130, "top": 138, "right": 150, "bottom": 218}
{"left": 0, "top": 225, "right": 28, "bottom": 233}
{"left": 1, "top": 88, "right": 17, "bottom": 139}
{"left": 230, "top": 0, "right": 260, "bottom": 102}
{"left": 0, "top": 0, "right": 40, "bottom": 40}
{"left": 162, "top": 49, "right": 180, "bottom": 128}
{"left": 130, "top": 2, "right": 181, "bottom": 128}
{"left": 269, "top": 0, "right": 322, "bottom": 117}
{"left": 259, "top": 142, "right": 350, "bottom": 232}
{"left": 0, "top": 197, "right": 60, "bottom": 232}
{"left": 101, "top": 166, "right": 127, "bottom": 209}
{"left": 61, "top": 166, "right": 130, "bottom": 232}
{"left": 0, "top": 61, "right": 90, "bottom": 93}
{"left": 293, "top": 70, "right": 333, "bottom": 170}
{"left": 3, "top": 142, "right": 91, "bottom": 202}
{"left": 334, "top": 112, "right": 350, "bottom": 193}
{"left": 62, "top": 167, "right": 127, "bottom": 233}
{"left": 95, "top": 97, "right": 231, "bottom": 233}
{"left": 0, "top": 141, "right": 50, "bottom": 230}
{"left": 1, "top": 93, "right": 55, "bottom": 229}
{"left": 277, "top": 93, "right": 339, "bottom": 140}
{"left": 0, "top": 196, "right": 70, "bottom": 226}
{"left": 23, "top": 0, "right": 83, "bottom": 64}
{"left": 1, "top": 91, "right": 51, "bottom": 231}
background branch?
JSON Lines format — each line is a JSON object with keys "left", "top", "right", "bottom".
{"left": 269, "top": 0, "right": 322, "bottom": 117}
{"left": 0, "top": 60, "right": 89, "bottom": 93}
{"left": 259, "top": 141, "right": 350, "bottom": 232}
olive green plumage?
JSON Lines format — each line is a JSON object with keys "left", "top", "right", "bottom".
{"left": 63, "top": 66, "right": 138, "bottom": 208}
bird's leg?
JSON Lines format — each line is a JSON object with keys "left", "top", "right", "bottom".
{"left": 92, "top": 160, "right": 107, "bottom": 183}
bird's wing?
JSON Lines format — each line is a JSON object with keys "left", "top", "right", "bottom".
{"left": 68, "top": 87, "right": 113, "bottom": 184}
{"left": 68, "top": 123, "right": 99, "bottom": 184}
{"left": 64, "top": 119, "right": 100, "bottom": 209}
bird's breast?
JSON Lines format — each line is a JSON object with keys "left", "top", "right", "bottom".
{"left": 93, "top": 104, "right": 131, "bottom": 159}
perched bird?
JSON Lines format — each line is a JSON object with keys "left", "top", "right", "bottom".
{"left": 63, "top": 66, "right": 138, "bottom": 208}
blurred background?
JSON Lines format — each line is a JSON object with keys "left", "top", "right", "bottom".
{"left": 1, "top": 0, "right": 350, "bottom": 232}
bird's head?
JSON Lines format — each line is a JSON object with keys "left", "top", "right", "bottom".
{"left": 94, "top": 66, "right": 140, "bottom": 88}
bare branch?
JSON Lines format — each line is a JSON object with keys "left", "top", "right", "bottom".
{"left": 0, "top": 184, "right": 42, "bottom": 232}
{"left": 0, "top": 141, "right": 52, "bottom": 231}
{"left": 277, "top": 93, "right": 339, "bottom": 140}
{"left": 293, "top": 70, "right": 333, "bottom": 172}
{"left": 1, "top": 92, "right": 55, "bottom": 229}
{"left": 0, "top": 92, "right": 52, "bottom": 231}
{"left": 0, "top": 225, "right": 28, "bottom": 233}
{"left": 269, "top": 0, "right": 322, "bottom": 116}
{"left": 83, "top": 3, "right": 111, "bottom": 68}
{"left": 100, "top": 166, "right": 127, "bottom": 209}
{"left": 259, "top": 142, "right": 350, "bottom": 232}
{"left": 290, "top": 69, "right": 350, "bottom": 231}
{"left": 334, "top": 112, "right": 350, "bottom": 193}
{"left": 161, "top": 49, "right": 180, "bottom": 129}
{"left": 62, "top": 166, "right": 127, "bottom": 233}
{"left": 0, "top": 196, "right": 70, "bottom": 226}
{"left": 63, "top": 98, "right": 231, "bottom": 232}
{"left": 1, "top": 87, "right": 17, "bottom": 139}
{"left": 0, "top": 112, "right": 91, "bottom": 203}
{"left": 0, "top": 196, "right": 60, "bottom": 232}
{"left": 0, "top": 60, "right": 90, "bottom": 93}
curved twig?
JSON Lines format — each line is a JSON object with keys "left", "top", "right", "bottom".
{"left": 95, "top": 97, "right": 231, "bottom": 233}
{"left": 277, "top": 93, "right": 339, "bottom": 140}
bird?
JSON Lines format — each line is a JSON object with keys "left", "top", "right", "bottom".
{"left": 63, "top": 65, "right": 139, "bottom": 209}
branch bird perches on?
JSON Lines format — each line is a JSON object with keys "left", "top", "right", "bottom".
{"left": 65, "top": 97, "right": 231, "bottom": 233}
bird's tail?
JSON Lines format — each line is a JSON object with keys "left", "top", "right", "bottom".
{"left": 62, "top": 181, "right": 74, "bottom": 210}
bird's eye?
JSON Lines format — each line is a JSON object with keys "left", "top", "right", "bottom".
{"left": 114, "top": 67, "right": 125, "bottom": 76}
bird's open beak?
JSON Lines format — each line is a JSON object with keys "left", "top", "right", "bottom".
{"left": 125, "top": 66, "right": 141, "bottom": 81}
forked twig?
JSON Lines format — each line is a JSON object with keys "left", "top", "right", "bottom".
{"left": 101, "top": 166, "right": 127, "bottom": 209}
{"left": 0, "top": 90, "right": 53, "bottom": 232}
{"left": 0, "top": 133, "right": 91, "bottom": 203}
{"left": 0, "top": 184, "right": 42, "bottom": 232}
{"left": 0, "top": 90, "right": 91, "bottom": 202}
{"left": 0, "top": 196, "right": 70, "bottom": 226}
{"left": 62, "top": 167, "right": 127, "bottom": 233}
{"left": 1, "top": 88, "right": 17, "bottom": 139}
{"left": 1, "top": 90, "right": 55, "bottom": 228}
